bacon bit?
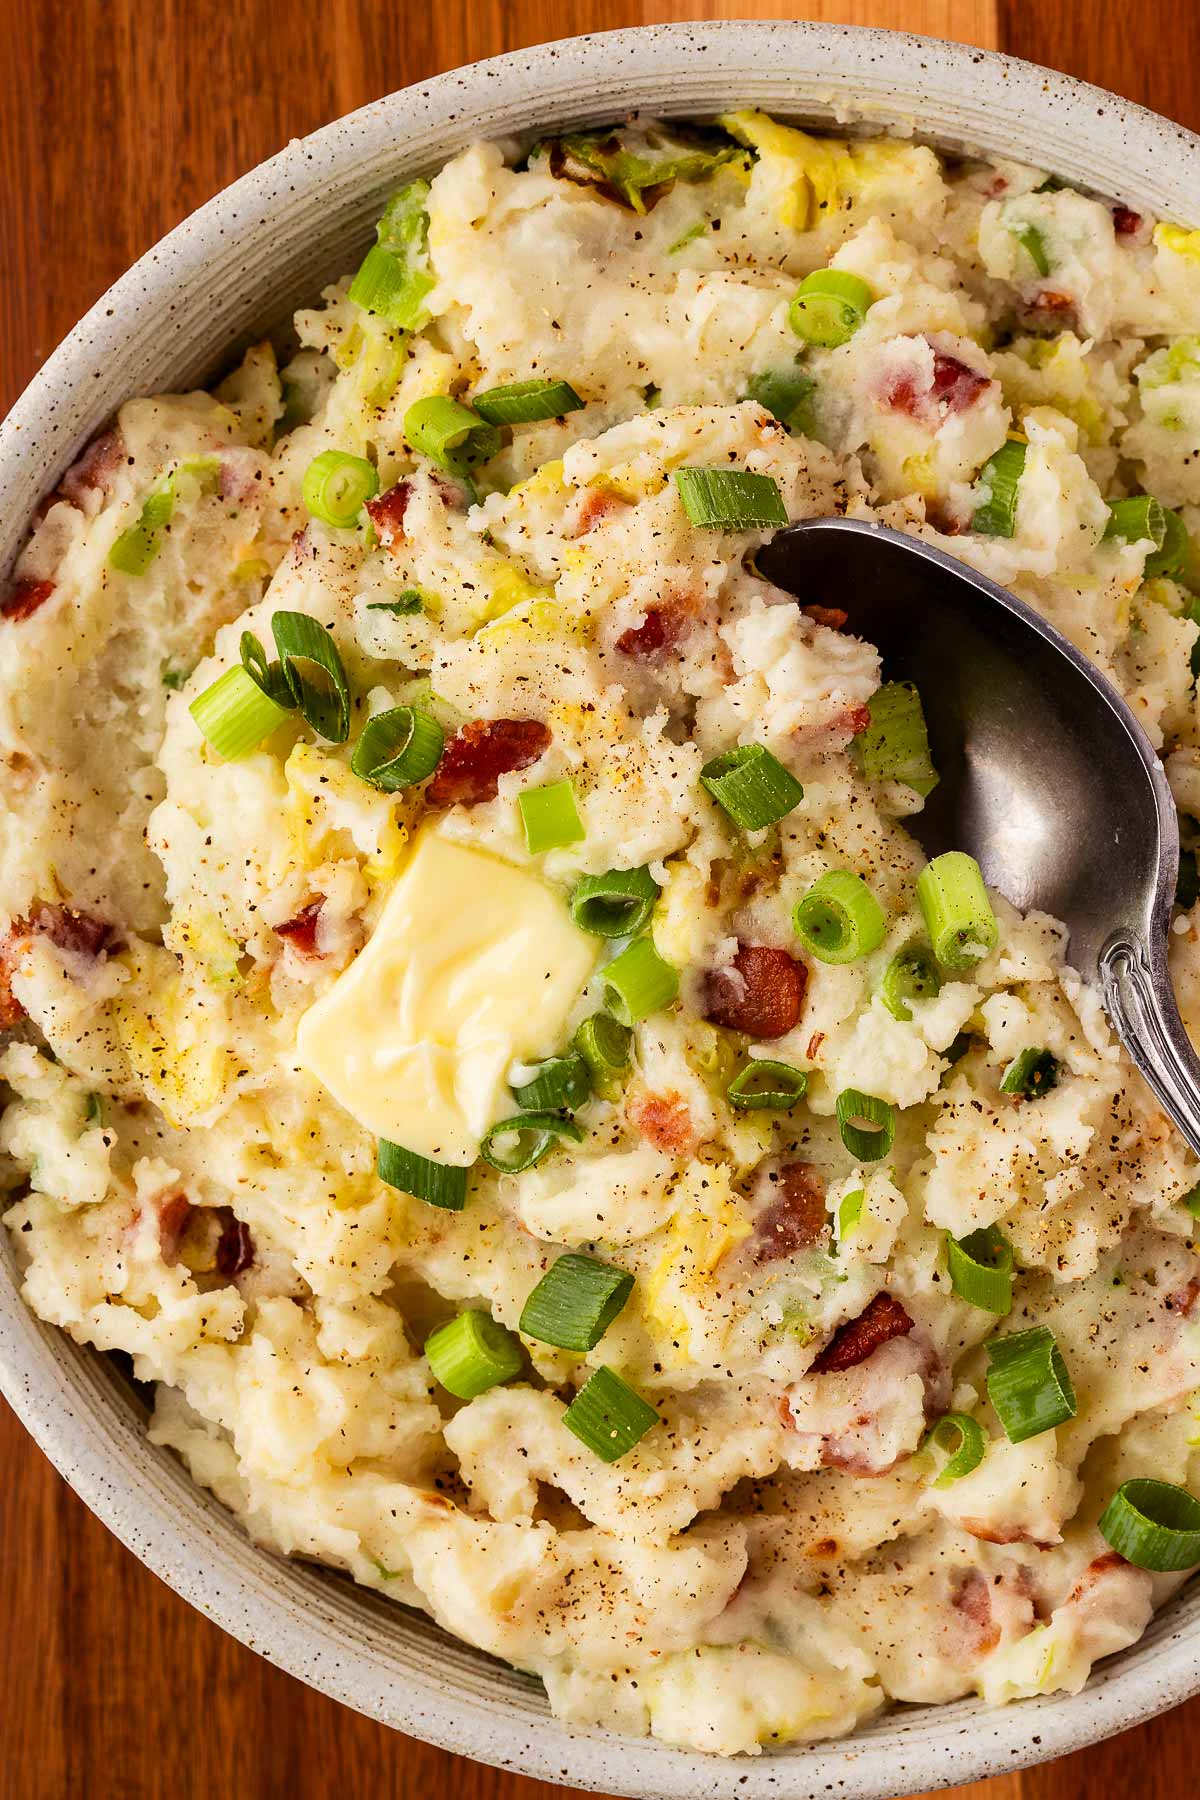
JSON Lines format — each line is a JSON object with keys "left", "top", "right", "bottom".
{"left": 26, "top": 904, "right": 122, "bottom": 960}
{"left": 931, "top": 351, "right": 991, "bottom": 412}
{"left": 926, "top": 501, "right": 968, "bottom": 536}
{"left": 984, "top": 173, "right": 1010, "bottom": 200}
{"left": 1165, "top": 1277, "right": 1200, "bottom": 1316}
{"left": 1, "top": 579, "right": 55, "bottom": 622}
{"left": 216, "top": 1213, "right": 255, "bottom": 1278}
{"left": 810, "top": 1291, "right": 914, "bottom": 1374}
{"left": 58, "top": 428, "right": 124, "bottom": 511}
{"left": 1066, "top": 1551, "right": 1128, "bottom": 1605}
{"left": 426, "top": 718, "right": 551, "bottom": 809}
{"left": 801, "top": 603, "right": 848, "bottom": 630}
{"left": 951, "top": 1568, "right": 1001, "bottom": 1658}
{"left": 959, "top": 1517, "right": 1052, "bottom": 1548}
{"left": 753, "top": 1162, "right": 827, "bottom": 1262}
{"left": 703, "top": 944, "right": 808, "bottom": 1040}
{"left": 274, "top": 900, "right": 324, "bottom": 957}
{"left": 365, "top": 480, "right": 412, "bottom": 547}
{"left": 628, "top": 1090, "right": 693, "bottom": 1154}
{"left": 838, "top": 703, "right": 872, "bottom": 738}
{"left": 1021, "top": 288, "right": 1076, "bottom": 332}
{"left": 1113, "top": 206, "right": 1143, "bottom": 237}
{"left": 0, "top": 938, "right": 24, "bottom": 1028}
{"left": 157, "top": 1193, "right": 194, "bottom": 1264}
{"left": 806, "top": 1032, "right": 825, "bottom": 1061}
{"left": 776, "top": 1393, "right": 795, "bottom": 1430}
{"left": 615, "top": 605, "right": 686, "bottom": 660}
{"left": 573, "top": 489, "right": 627, "bottom": 536}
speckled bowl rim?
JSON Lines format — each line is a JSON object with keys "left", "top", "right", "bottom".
{"left": 3, "top": 21, "right": 1200, "bottom": 1798}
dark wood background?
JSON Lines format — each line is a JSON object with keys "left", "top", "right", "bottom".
{"left": 2, "top": 1, "right": 1198, "bottom": 1794}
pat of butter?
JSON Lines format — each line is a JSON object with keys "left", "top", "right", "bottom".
{"left": 295, "top": 830, "right": 598, "bottom": 1165}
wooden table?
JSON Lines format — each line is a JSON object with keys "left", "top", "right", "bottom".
{"left": 2, "top": 1, "right": 1198, "bottom": 1795}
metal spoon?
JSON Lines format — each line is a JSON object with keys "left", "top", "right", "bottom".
{"left": 755, "top": 516, "right": 1200, "bottom": 1156}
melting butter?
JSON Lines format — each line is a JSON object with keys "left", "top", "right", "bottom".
{"left": 295, "top": 830, "right": 598, "bottom": 1165}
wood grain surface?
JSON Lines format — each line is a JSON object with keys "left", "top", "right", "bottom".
{"left": 2, "top": 2, "right": 1199, "bottom": 1796}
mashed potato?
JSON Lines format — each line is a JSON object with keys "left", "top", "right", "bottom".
{"left": 4, "top": 114, "right": 1200, "bottom": 1756}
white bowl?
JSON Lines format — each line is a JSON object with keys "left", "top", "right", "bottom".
{"left": 3, "top": 22, "right": 1200, "bottom": 1796}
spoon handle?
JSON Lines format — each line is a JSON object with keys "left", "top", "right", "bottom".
{"left": 1100, "top": 932, "right": 1200, "bottom": 1159}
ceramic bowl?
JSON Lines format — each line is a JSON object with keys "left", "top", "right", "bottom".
{"left": 2, "top": 22, "right": 1200, "bottom": 1797}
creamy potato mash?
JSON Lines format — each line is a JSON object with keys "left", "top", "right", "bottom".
{"left": 6, "top": 114, "right": 1200, "bottom": 1755}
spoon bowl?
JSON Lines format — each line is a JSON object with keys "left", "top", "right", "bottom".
{"left": 756, "top": 516, "right": 1200, "bottom": 1155}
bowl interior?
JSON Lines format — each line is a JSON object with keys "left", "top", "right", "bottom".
{"left": 3, "top": 22, "right": 1200, "bottom": 1799}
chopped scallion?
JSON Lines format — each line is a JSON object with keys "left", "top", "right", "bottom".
{"left": 189, "top": 664, "right": 291, "bottom": 760}
{"left": 700, "top": 743, "right": 804, "bottom": 830}
{"left": 1099, "top": 1478, "right": 1200, "bottom": 1571}
{"left": 835, "top": 1089, "right": 896, "bottom": 1162}
{"left": 367, "top": 590, "right": 426, "bottom": 616}
{"left": 563, "top": 1365, "right": 659, "bottom": 1462}
{"left": 478, "top": 1111, "right": 583, "bottom": 1175}
{"left": 792, "top": 870, "right": 886, "bottom": 965}
{"left": 852, "top": 682, "right": 939, "bottom": 798}
{"left": 602, "top": 937, "right": 679, "bottom": 1025}
{"left": 985, "top": 1325, "right": 1076, "bottom": 1443}
{"left": 836, "top": 1187, "right": 865, "bottom": 1245}
{"left": 519, "top": 779, "right": 586, "bottom": 854}
{"left": 519, "top": 1252, "right": 634, "bottom": 1351}
{"left": 424, "top": 1310, "right": 523, "bottom": 1400}
{"left": 513, "top": 1053, "right": 592, "bottom": 1114}
{"left": 1104, "top": 494, "right": 1166, "bottom": 556}
{"left": 302, "top": 450, "right": 380, "bottom": 529}
{"left": 917, "top": 852, "right": 998, "bottom": 972}
{"left": 570, "top": 866, "right": 660, "bottom": 938}
{"left": 272, "top": 610, "right": 352, "bottom": 743}
{"left": 789, "top": 269, "right": 873, "bottom": 347}
{"left": 348, "top": 181, "right": 435, "bottom": 330}
{"left": 1011, "top": 221, "right": 1050, "bottom": 277}
{"left": 880, "top": 940, "right": 942, "bottom": 1021}
{"left": 973, "top": 440, "right": 1027, "bottom": 538}
{"left": 377, "top": 1140, "right": 469, "bottom": 1211}
{"left": 351, "top": 706, "right": 444, "bottom": 791}
{"left": 472, "top": 378, "right": 584, "bottom": 426}
{"left": 923, "top": 1411, "right": 987, "bottom": 1488}
{"left": 746, "top": 364, "right": 818, "bottom": 437}
{"left": 947, "top": 1225, "right": 1014, "bottom": 1314}
{"left": 573, "top": 1013, "right": 633, "bottom": 1097}
{"left": 999, "top": 1047, "right": 1060, "bottom": 1098}
{"left": 404, "top": 395, "right": 500, "bottom": 470}
{"left": 674, "top": 468, "right": 788, "bottom": 530}
{"left": 726, "top": 1058, "right": 808, "bottom": 1111}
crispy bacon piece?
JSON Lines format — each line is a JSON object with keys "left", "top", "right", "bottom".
{"left": 426, "top": 718, "right": 551, "bottom": 808}
{"left": 58, "top": 428, "right": 124, "bottom": 510}
{"left": 1021, "top": 288, "right": 1076, "bottom": 333}
{"left": 365, "top": 480, "right": 412, "bottom": 547}
{"left": 274, "top": 900, "right": 324, "bottom": 957}
{"left": 801, "top": 604, "right": 848, "bottom": 630}
{"left": 753, "top": 1162, "right": 827, "bottom": 1262}
{"left": 573, "top": 489, "right": 627, "bottom": 537}
{"left": 950, "top": 1568, "right": 1002, "bottom": 1658}
{"left": 216, "top": 1213, "right": 255, "bottom": 1278}
{"left": 0, "top": 940, "right": 24, "bottom": 1028}
{"left": 27, "top": 904, "right": 122, "bottom": 960}
{"left": 959, "top": 1517, "right": 1053, "bottom": 1548}
{"left": 628, "top": 1090, "right": 693, "bottom": 1154}
{"left": 1113, "top": 206, "right": 1143, "bottom": 237}
{"left": 1, "top": 579, "right": 55, "bottom": 622}
{"left": 810, "top": 1291, "right": 914, "bottom": 1374}
{"left": 157, "top": 1193, "right": 194, "bottom": 1264}
{"left": 1166, "top": 1277, "right": 1200, "bottom": 1317}
{"left": 703, "top": 944, "right": 807, "bottom": 1040}
{"left": 1066, "top": 1551, "right": 1127, "bottom": 1605}
{"left": 615, "top": 604, "right": 689, "bottom": 660}
{"left": 931, "top": 351, "right": 991, "bottom": 411}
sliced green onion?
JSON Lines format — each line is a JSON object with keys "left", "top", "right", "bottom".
{"left": 792, "top": 870, "right": 886, "bottom": 965}
{"left": 302, "top": 450, "right": 379, "bottom": 528}
{"left": 999, "top": 1047, "right": 1060, "bottom": 1098}
{"left": 667, "top": 219, "right": 707, "bottom": 254}
{"left": 1182, "top": 1183, "right": 1200, "bottom": 1220}
{"left": 377, "top": 1140, "right": 469, "bottom": 1211}
{"left": 917, "top": 852, "right": 999, "bottom": 972}
{"left": 700, "top": 743, "right": 804, "bottom": 830}
{"left": 109, "top": 477, "right": 178, "bottom": 575}
{"left": 835, "top": 1089, "right": 896, "bottom": 1162}
{"left": 1011, "top": 222, "right": 1050, "bottom": 277}
{"left": 424, "top": 1309, "right": 523, "bottom": 1400}
{"left": 602, "top": 937, "right": 679, "bottom": 1025}
{"left": 746, "top": 364, "right": 818, "bottom": 436}
{"left": 563, "top": 1365, "right": 659, "bottom": 1462}
{"left": 189, "top": 665, "right": 291, "bottom": 760}
{"left": 404, "top": 395, "right": 501, "bottom": 470}
{"left": 1104, "top": 493, "right": 1167, "bottom": 555}
{"left": 726, "top": 1059, "right": 808, "bottom": 1111}
{"left": 519, "top": 1252, "right": 634, "bottom": 1351}
{"left": 479, "top": 1111, "right": 583, "bottom": 1175}
{"left": 985, "top": 1325, "right": 1076, "bottom": 1443}
{"left": 519, "top": 779, "right": 585, "bottom": 854}
{"left": 272, "top": 610, "right": 351, "bottom": 743}
{"left": 973, "top": 440, "right": 1028, "bottom": 538}
{"left": 240, "top": 629, "right": 292, "bottom": 707}
{"left": 573, "top": 1013, "right": 633, "bottom": 1097}
{"left": 513, "top": 1053, "right": 592, "bottom": 1113}
{"left": 351, "top": 706, "right": 444, "bottom": 791}
{"left": 923, "top": 1412, "right": 988, "bottom": 1488}
{"left": 881, "top": 940, "right": 942, "bottom": 1021}
{"left": 367, "top": 590, "right": 425, "bottom": 616}
{"left": 947, "top": 1225, "right": 1014, "bottom": 1314}
{"left": 836, "top": 1187, "right": 865, "bottom": 1244}
{"left": 570, "top": 866, "right": 660, "bottom": 938}
{"left": 788, "top": 270, "right": 873, "bottom": 348}
{"left": 852, "top": 682, "right": 939, "bottom": 798}
{"left": 674, "top": 468, "right": 788, "bottom": 530}
{"left": 1099, "top": 1478, "right": 1200, "bottom": 1571}
{"left": 472, "top": 378, "right": 584, "bottom": 426}
{"left": 1149, "top": 506, "right": 1191, "bottom": 580}
{"left": 348, "top": 180, "right": 435, "bottom": 330}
